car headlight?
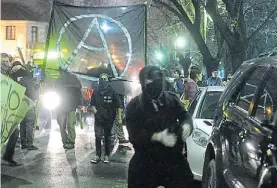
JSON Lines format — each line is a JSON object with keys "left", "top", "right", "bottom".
{"left": 42, "top": 91, "right": 60, "bottom": 110}
{"left": 191, "top": 129, "right": 209, "bottom": 148}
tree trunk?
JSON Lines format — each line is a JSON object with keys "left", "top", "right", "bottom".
{"left": 229, "top": 44, "right": 246, "bottom": 72}
{"left": 203, "top": 56, "right": 217, "bottom": 77}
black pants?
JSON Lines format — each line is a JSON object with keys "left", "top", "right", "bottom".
{"left": 128, "top": 154, "right": 194, "bottom": 188}
{"left": 3, "top": 128, "right": 19, "bottom": 161}
{"left": 20, "top": 107, "right": 36, "bottom": 147}
{"left": 94, "top": 116, "right": 114, "bottom": 157}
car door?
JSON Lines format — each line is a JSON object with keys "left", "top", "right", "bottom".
{"left": 247, "top": 65, "right": 277, "bottom": 188}
{"left": 220, "top": 65, "right": 269, "bottom": 188}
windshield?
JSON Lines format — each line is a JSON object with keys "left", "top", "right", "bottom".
{"left": 196, "top": 91, "right": 223, "bottom": 119}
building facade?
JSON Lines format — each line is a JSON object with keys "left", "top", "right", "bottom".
{"left": 1, "top": 3, "right": 48, "bottom": 63}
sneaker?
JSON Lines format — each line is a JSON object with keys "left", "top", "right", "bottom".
{"left": 27, "top": 145, "right": 38, "bottom": 150}
{"left": 21, "top": 145, "right": 27, "bottom": 149}
{"left": 103, "top": 155, "right": 109, "bottom": 163}
{"left": 90, "top": 156, "right": 101, "bottom": 164}
{"left": 2, "top": 158, "right": 23, "bottom": 166}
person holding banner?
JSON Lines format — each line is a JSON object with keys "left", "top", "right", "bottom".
{"left": 10, "top": 61, "right": 39, "bottom": 150}
{"left": 1, "top": 58, "right": 22, "bottom": 166}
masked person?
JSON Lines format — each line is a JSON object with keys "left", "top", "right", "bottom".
{"left": 56, "top": 70, "right": 83, "bottom": 150}
{"left": 10, "top": 61, "right": 39, "bottom": 150}
{"left": 90, "top": 73, "right": 122, "bottom": 163}
{"left": 126, "top": 65, "right": 194, "bottom": 188}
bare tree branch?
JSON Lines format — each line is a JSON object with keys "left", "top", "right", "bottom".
{"left": 247, "top": 7, "right": 277, "bottom": 42}
{"left": 152, "top": 0, "right": 183, "bottom": 19}
{"left": 169, "top": 0, "right": 194, "bottom": 26}
{"left": 206, "top": 0, "right": 236, "bottom": 47}
{"left": 216, "top": 35, "right": 225, "bottom": 61}
{"left": 233, "top": 0, "right": 243, "bottom": 18}
{"left": 192, "top": 0, "right": 201, "bottom": 30}
{"left": 154, "top": 0, "right": 217, "bottom": 70}
{"left": 222, "top": 0, "right": 235, "bottom": 17}
{"left": 244, "top": 1, "right": 263, "bottom": 15}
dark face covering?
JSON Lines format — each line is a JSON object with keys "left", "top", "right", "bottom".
{"left": 145, "top": 79, "right": 164, "bottom": 99}
{"left": 99, "top": 78, "right": 110, "bottom": 93}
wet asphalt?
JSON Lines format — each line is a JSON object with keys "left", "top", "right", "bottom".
{"left": 1, "top": 120, "right": 201, "bottom": 188}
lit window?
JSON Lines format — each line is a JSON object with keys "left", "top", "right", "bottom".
{"left": 31, "top": 26, "right": 38, "bottom": 42}
{"left": 6, "top": 26, "right": 16, "bottom": 40}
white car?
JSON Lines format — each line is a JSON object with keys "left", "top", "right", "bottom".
{"left": 186, "top": 86, "right": 225, "bottom": 181}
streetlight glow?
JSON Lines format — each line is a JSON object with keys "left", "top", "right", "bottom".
{"left": 101, "top": 23, "right": 111, "bottom": 33}
{"left": 175, "top": 37, "right": 186, "bottom": 49}
{"left": 155, "top": 51, "right": 164, "bottom": 61}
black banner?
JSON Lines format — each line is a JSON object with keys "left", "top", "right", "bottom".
{"left": 45, "top": 1, "right": 146, "bottom": 80}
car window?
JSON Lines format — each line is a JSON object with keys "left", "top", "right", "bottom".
{"left": 253, "top": 67, "right": 277, "bottom": 125}
{"left": 233, "top": 66, "right": 268, "bottom": 112}
{"left": 196, "top": 91, "right": 223, "bottom": 119}
{"left": 188, "top": 90, "right": 202, "bottom": 115}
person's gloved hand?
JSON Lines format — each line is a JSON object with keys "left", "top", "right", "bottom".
{"left": 153, "top": 129, "right": 177, "bottom": 147}
{"left": 182, "top": 123, "right": 193, "bottom": 141}
{"left": 87, "top": 106, "right": 97, "bottom": 114}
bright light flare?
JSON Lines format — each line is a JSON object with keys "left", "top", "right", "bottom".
{"left": 155, "top": 51, "right": 164, "bottom": 61}
{"left": 42, "top": 91, "right": 61, "bottom": 110}
{"left": 101, "top": 23, "right": 111, "bottom": 33}
{"left": 175, "top": 37, "right": 186, "bottom": 48}
{"left": 33, "top": 51, "right": 60, "bottom": 60}
{"left": 48, "top": 51, "right": 59, "bottom": 59}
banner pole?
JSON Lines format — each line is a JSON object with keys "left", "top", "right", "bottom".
{"left": 43, "top": 0, "right": 56, "bottom": 70}
{"left": 144, "top": 4, "right": 148, "bottom": 65}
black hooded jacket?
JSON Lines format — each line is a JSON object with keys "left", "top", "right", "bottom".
{"left": 10, "top": 68, "right": 39, "bottom": 101}
{"left": 125, "top": 91, "right": 192, "bottom": 161}
{"left": 90, "top": 83, "right": 121, "bottom": 121}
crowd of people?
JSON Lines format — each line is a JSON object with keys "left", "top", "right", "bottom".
{"left": 0, "top": 53, "right": 128, "bottom": 166}
{"left": 1, "top": 52, "right": 232, "bottom": 187}
{"left": 1, "top": 53, "right": 40, "bottom": 167}
{"left": 170, "top": 64, "right": 232, "bottom": 105}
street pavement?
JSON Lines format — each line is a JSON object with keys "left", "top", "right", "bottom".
{"left": 1, "top": 119, "right": 201, "bottom": 188}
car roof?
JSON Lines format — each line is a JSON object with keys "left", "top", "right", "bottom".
{"left": 257, "top": 50, "right": 277, "bottom": 58}
{"left": 243, "top": 56, "right": 277, "bottom": 67}
{"left": 206, "top": 86, "right": 225, "bottom": 92}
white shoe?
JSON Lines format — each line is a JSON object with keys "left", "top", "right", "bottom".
{"left": 90, "top": 156, "right": 101, "bottom": 164}
{"left": 103, "top": 155, "right": 109, "bottom": 163}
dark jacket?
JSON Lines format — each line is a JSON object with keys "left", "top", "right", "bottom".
{"left": 126, "top": 91, "right": 194, "bottom": 186}
{"left": 57, "top": 87, "right": 82, "bottom": 112}
{"left": 126, "top": 91, "right": 192, "bottom": 161}
{"left": 10, "top": 68, "right": 39, "bottom": 101}
{"left": 90, "top": 85, "right": 121, "bottom": 121}
{"left": 55, "top": 72, "right": 83, "bottom": 112}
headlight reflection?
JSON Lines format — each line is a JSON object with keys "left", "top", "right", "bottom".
{"left": 42, "top": 91, "right": 60, "bottom": 110}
